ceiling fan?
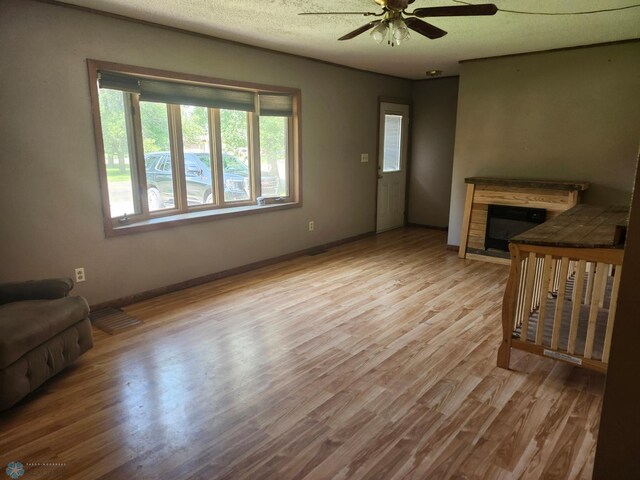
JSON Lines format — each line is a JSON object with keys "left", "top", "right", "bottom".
{"left": 300, "top": 0, "right": 498, "bottom": 46}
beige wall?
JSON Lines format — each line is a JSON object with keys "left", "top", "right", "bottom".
{"left": 408, "top": 77, "right": 459, "bottom": 228}
{"left": 447, "top": 42, "right": 640, "bottom": 246}
{"left": 0, "top": 0, "right": 411, "bottom": 304}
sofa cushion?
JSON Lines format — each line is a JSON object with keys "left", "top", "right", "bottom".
{"left": 0, "top": 296, "right": 90, "bottom": 370}
{"left": 0, "top": 317, "right": 93, "bottom": 410}
{"left": 0, "top": 278, "right": 74, "bottom": 305}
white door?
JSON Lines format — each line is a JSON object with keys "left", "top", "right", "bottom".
{"left": 376, "top": 102, "right": 409, "bottom": 233}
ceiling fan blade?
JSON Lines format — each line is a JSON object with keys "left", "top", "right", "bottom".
{"left": 376, "top": 0, "right": 417, "bottom": 4}
{"left": 338, "top": 20, "right": 382, "bottom": 40}
{"left": 404, "top": 17, "right": 447, "bottom": 39}
{"left": 299, "top": 12, "right": 378, "bottom": 16}
{"left": 412, "top": 4, "right": 498, "bottom": 17}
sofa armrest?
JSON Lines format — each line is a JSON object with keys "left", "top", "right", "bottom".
{"left": 0, "top": 278, "right": 74, "bottom": 305}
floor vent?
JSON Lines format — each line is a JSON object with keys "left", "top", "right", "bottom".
{"left": 90, "top": 307, "right": 143, "bottom": 335}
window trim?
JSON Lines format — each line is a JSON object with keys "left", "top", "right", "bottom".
{"left": 87, "top": 59, "right": 302, "bottom": 237}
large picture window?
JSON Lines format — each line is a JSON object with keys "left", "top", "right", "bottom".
{"left": 88, "top": 60, "right": 301, "bottom": 236}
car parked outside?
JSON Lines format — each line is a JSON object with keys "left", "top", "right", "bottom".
{"left": 144, "top": 151, "right": 279, "bottom": 210}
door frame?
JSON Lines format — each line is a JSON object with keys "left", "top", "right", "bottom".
{"left": 375, "top": 97, "right": 413, "bottom": 232}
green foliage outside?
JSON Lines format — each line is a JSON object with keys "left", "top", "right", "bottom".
{"left": 259, "top": 116, "right": 286, "bottom": 177}
{"left": 181, "top": 105, "right": 209, "bottom": 153}
{"left": 106, "top": 165, "right": 132, "bottom": 182}
{"left": 140, "top": 101, "right": 171, "bottom": 152}
{"left": 219, "top": 109, "right": 248, "bottom": 162}
{"left": 98, "top": 89, "right": 130, "bottom": 175}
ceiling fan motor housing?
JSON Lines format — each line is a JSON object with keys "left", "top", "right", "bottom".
{"left": 379, "top": 0, "right": 412, "bottom": 11}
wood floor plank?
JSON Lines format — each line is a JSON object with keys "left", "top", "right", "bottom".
{"left": 0, "top": 228, "right": 603, "bottom": 479}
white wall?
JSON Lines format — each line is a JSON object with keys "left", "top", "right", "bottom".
{"left": 447, "top": 42, "right": 640, "bottom": 246}
{"left": 408, "top": 77, "right": 459, "bottom": 228}
{"left": 0, "top": 0, "right": 411, "bottom": 304}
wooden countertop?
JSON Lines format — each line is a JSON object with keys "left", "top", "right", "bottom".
{"left": 465, "top": 177, "right": 590, "bottom": 191}
{"left": 511, "top": 204, "right": 629, "bottom": 248}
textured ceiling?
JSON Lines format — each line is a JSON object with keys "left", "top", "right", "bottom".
{"left": 60, "top": 0, "right": 640, "bottom": 79}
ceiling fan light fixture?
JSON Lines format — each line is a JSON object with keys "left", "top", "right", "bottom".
{"left": 391, "top": 17, "right": 410, "bottom": 44}
{"left": 307, "top": 2, "right": 500, "bottom": 46}
{"left": 370, "top": 20, "right": 389, "bottom": 44}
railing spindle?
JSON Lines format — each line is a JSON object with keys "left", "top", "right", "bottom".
{"left": 603, "top": 265, "right": 623, "bottom": 363}
{"left": 585, "top": 262, "right": 595, "bottom": 305}
{"left": 551, "top": 257, "right": 570, "bottom": 350}
{"left": 584, "top": 262, "right": 607, "bottom": 359}
{"left": 533, "top": 257, "right": 543, "bottom": 311}
{"left": 535, "top": 254, "right": 554, "bottom": 345}
{"left": 521, "top": 252, "right": 538, "bottom": 339}
{"left": 549, "top": 258, "right": 559, "bottom": 294}
{"left": 515, "top": 257, "right": 527, "bottom": 328}
{"left": 568, "top": 260, "right": 587, "bottom": 355}
{"left": 598, "top": 264, "right": 608, "bottom": 309}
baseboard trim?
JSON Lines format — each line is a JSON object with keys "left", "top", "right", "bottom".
{"left": 91, "top": 231, "right": 375, "bottom": 310}
{"left": 406, "top": 222, "right": 448, "bottom": 231}
{"left": 445, "top": 244, "right": 459, "bottom": 252}
{"left": 465, "top": 252, "right": 511, "bottom": 266}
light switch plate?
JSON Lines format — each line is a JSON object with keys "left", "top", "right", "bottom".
{"left": 361, "top": 153, "right": 369, "bottom": 163}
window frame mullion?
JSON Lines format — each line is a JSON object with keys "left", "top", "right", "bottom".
{"left": 206, "top": 108, "right": 220, "bottom": 206}
{"left": 286, "top": 116, "right": 294, "bottom": 199}
{"left": 168, "top": 104, "right": 188, "bottom": 212}
{"left": 212, "top": 109, "right": 226, "bottom": 207}
{"left": 249, "top": 112, "right": 261, "bottom": 201}
{"left": 130, "top": 94, "right": 150, "bottom": 218}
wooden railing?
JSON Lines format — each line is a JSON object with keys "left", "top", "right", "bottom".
{"left": 498, "top": 243, "right": 624, "bottom": 373}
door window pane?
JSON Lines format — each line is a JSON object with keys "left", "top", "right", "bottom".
{"left": 259, "top": 116, "right": 288, "bottom": 197}
{"left": 220, "top": 109, "right": 250, "bottom": 202}
{"left": 181, "top": 105, "right": 214, "bottom": 205}
{"left": 383, "top": 114, "right": 402, "bottom": 172}
{"left": 140, "top": 102, "right": 174, "bottom": 211}
{"left": 98, "top": 88, "right": 137, "bottom": 218}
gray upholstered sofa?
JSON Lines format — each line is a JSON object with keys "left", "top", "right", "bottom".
{"left": 0, "top": 278, "right": 93, "bottom": 410}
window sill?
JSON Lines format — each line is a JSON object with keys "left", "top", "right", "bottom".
{"left": 107, "top": 201, "right": 300, "bottom": 237}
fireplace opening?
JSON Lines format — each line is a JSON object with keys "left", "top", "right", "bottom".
{"left": 485, "top": 205, "right": 546, "bottom": 251}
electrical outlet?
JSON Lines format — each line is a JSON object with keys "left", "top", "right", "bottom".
{"left": 361, "top": 153, "right": 369, "bottom": 163}
{"left": 308, "top": 220, "right": 315, "bottom": 232}
{"left": 75, "top": 267, "right": 86, "bottom": 283}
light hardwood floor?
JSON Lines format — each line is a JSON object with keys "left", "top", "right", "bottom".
{"left": 0, "top": 228, "right": 604, "bottom": 479}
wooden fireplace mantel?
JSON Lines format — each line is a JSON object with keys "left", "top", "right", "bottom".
{"left": 459, "top": 177, "right": 590, "bottom": 264}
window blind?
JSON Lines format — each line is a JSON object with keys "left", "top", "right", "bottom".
{"left": 98, "top": 71, "right": 294, "bottom": 115}
{"left": 259, "top": 93, "right": 294, "bottom": 117}
{"left": 139, "top": 80, "right": 256, "bottom": 112}
{"left": 98, "top": 72, "right": 141, "bottom": 93}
